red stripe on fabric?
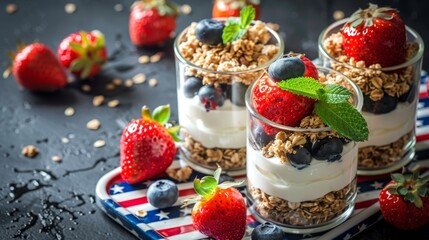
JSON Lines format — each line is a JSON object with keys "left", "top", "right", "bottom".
{"left": 419, "top": 91, "right": 428, "bottom": 99}
{"left": 246, "top": 215, "right": 257, "bottom": 223}
{"left": 355, "top": 199, "right": 379, "bottom": 209}
{"left": 117, "top": 188, "right": 196, "bottom": 208}
{"left": 417, "top": 134, "right": 429, "bottom": 142}
{"left": 158, "top": 224, "right": 196, "bottom": 237}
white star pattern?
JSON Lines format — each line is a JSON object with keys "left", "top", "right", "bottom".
{"left": 418, "top": 102, "right": 424, "bottom": 109}
{"left": 180, "top": 207, "right": 192, "bottom": 216}
{"left": 110, "top": 184, "right": 124, "bottom": 194}
{"left": 370, "top": 181, "right": 384, "bottom": 190}
{"left": 358, "top": 223, "right": 367, "bottom": 231}
{"left": 343, "top": 233, "right": 352, "bottom": 240}
{"left": 156, "top": 210, "right": 170, "bottom": 220}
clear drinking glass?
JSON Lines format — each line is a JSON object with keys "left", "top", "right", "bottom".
{"left": 174, "top": 21, "right": 284, "bottom": 174}
{"left": 246, "top": 67, "right": 362, "bottom": 234}
{"left": 318, "top": 19, "right": 424, "bottom": 175}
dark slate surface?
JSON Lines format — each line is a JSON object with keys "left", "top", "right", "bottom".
{"left": 0, "top": 0, "right": 428, "bottom": 239}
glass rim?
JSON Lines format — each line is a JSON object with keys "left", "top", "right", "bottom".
{"left": 173, "top": 20, "right": 285, "bottom": 75}
{"left": 318, "top": 18, "right": 425, "bottom": 71}
{"left": 245, "top": 66, "right": 363, "bottom": 133}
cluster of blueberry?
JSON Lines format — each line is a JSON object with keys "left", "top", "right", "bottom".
{"left": 252, "top": 125, "right": 347, "bottom": 170}
{"left": 363, "top": 84, "right": 415, "bottom": 114}
{"left": 183, "top": 76, "right": 249, "bottom": 111}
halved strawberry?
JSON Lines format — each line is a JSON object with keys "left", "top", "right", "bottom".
{"left": 58, "top": 30, "right": 107, "bottom": 79}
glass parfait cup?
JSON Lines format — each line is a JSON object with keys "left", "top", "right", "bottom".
{"left": 245, "top": 67, "right": 363, "bottom": 234}
{"left": 318, "top": 19, "right": 424, "bottom": 175}
{"left": 174, "top": 21, "right": 284, "bottom": 175}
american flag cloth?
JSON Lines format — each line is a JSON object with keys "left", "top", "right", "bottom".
{"left": 96, "top": 71, "right": 429, "bottom": 240}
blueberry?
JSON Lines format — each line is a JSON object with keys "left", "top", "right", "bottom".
{"left": 252, "top": 124, "right": 274, "bottom": 147}
{"left": 398, "top": 84, "right": 415, "bottom": 103}
{"left": 183, "top": 77, "right": 203, "bottom": 98}
{"left": 363, "top": 94, "right": 397, "bottom": 114}
{"left": 312, "top": 137, "right": 343, "bottom": 161}
{"left": 229, "top": 82, "right": 248, "bottom": 106}
{"left": 268, "top": 56, "right": 305, "bottom": 82}
{"left": 219, "top": 174, "right": 235, "bottom": 184}
{"left": 287, "top": 146, "right": 312, "bottom": 169}
{"left": 198, "top": 85, "right": 225, "bottom": 111}
{"left": 147, "top": 180, "right": 178, "bottom": 209}
{"left": 195, "top": 19, "right": 225, "bottom": 45}
{"left": 251, "top": 222, "right": 285, "bottom": 240}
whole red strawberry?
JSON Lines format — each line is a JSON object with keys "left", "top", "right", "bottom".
{"left": 212, "top": 0, "right": 260, "bottom": 19}
{"left": 379, "top": 171, "right": 429, "bottom": 230}
{"left": 129, "top": 0, "right": 179, "bottom": 46}
{"left": 184, "top": 168, "right": 246, "bottom": 240}
{"left": 58, "top": 30, "right": 107, "bottom": 79}
{"left": 10, "top": 43, "right": 68, "bottom": 91}
{"left": 120, "top": 105, "right": 180, "bottom": 184}
{"left": 341, "top": 4, "right": 406, "bottom": 67}
{"left": 254, "top": 55, "right": 318, "bottom": 135}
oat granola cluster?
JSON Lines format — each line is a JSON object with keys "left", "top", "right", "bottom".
{"left": 249, "top": 180, "right": 355, "bottom": 225}
{"left": 178, "top": 21, "right": 279, "bottom": 86}
{"left": 323, "top": 32, "right": 418, "bottom": 101}
{"left": 182, "top": 131, "right": 246, "bottom": 169}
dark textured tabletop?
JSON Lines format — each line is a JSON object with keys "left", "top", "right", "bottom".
{"left": 1, "top": 0, "right": 428, "bottom": 239}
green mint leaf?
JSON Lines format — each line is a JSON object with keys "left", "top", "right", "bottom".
{"left": 152, "top": 104, "right": 170, "bottom": 125}
{"left": 277, "top": 77, "right": 323, "bottom": 100}
{"left": 240, "top": 6, "right": 255, "bottom": 29}
{"left": 315, "top": 101, "right": 368, "bottom": 141}
{"left": 226, "top": 18, "right": 240, "bottom": 25}
{"left": 222, "top": 23, "right": 244, "bottom": 43}
{"left": 321, "top": 84, "right": 352, "bottom": 104}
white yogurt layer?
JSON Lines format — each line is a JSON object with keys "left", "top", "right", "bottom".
{"left": 178, "top": 90, "right": 246, "bottom": 148}
{"left": 247, "top": 142, "right": 358, "bottom": 203}
{"left": 359, "top": 99, "right": 417, "bottom": 148}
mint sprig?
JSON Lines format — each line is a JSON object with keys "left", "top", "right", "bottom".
{"left": 222, "top": 6, "right": 255, "bottom": 43}
{"left": 277, "top": 77, "right": 368, "bottom": 142}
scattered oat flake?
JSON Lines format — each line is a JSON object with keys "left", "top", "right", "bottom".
{"left": 113, "top": 3, "right": 123, "bottom": 12}
{"left": 105, "top": 83, "right": 115, "bottom": 90}
{"left": 135, "top": 209, "right": 147, "bottom": 217}
{"left": 138, "top": 55, "right": 150, "bottom": 64}
{"left": 180, "top": 4, "right": 192, "bottom": 15}
{"left": 107, "top": 99, "right": 120, "bottom": 108}
{"left": 113, "top": 78, "right": 122, "bottom": 86}
{"left": 65, "top": 3, "right": 76, "bottom": 14}
{"left": 6, "top": 3, "right": 18, "bottom": 14}
{"left": 150, "top": 52, "right": 164, "bottom": 63}
{"left": 81, "top": 84, "right": 91, "bottom": 92}
{"left": 333, "top": 10, "right": 345, "bottom": 20}
{"left": 93, "top": 95, "right": 105, "bottom": 107}
{"left": 22, "top": 145, "right": 39, "bottom": 158}
{"left": 61, "top": 137, "right": 70, "bottom": 144}
{"left": 133, "top": 73, "right": 146, "bottom": 84}
{"left": 124, "top": 79, "right": 133, "bottom": 87}
{"left": 64, "top": 107, "right": 75, "bottom": 116}
{"left": 166, "top": 166, "right": 192, "bottom": 182}
{"left": 51, "top": 155, "right": 62, "bottom": 163}
{"left": 93, "top": 140, "right": 105, "bottom": 148}
{"left": 87, "top": 119, "right": 101, "bottom": 130}
{"left": 149, "top": 78, "right": 158, "bottom": 87}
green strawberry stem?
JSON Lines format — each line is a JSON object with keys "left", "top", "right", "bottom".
{"left": 141, "top": 105, "right": 181, "bottom": 142}
{"left": 182, "top": 167, "right": 245, "bottom": 205}
{"left": 387, "top": 171, "right": 429, "bottom": 208}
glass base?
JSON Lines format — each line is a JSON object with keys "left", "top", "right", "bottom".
{"left": 358, "top": 137, "right": 416, "bottom": 176}
{"left": 245, "top": 190, "right": 356, "bottom": 234}
{"left": 178, "top": 148, "right": 246, "bottom": 176}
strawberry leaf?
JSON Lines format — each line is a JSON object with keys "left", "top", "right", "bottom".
{"left": 213, "top": 167, "right": 221, "bottom": 183}
{"left": 69, "top": 59, "right": 86, "bottom": 72}
{"left": 80, "top": 62, "right": 92, "bottom": 79}
{"left": 315, "top": 101, "right": 368, "bottom": 141}
{"left": 397, "top": 186, "right": 408, "bottom": 195}
{"left": 404, "top": 192, "right": 416, "bottom": 203}
{"left": 141, "top": 106, "right": 152, "bottom": 121}
{"left": 218, "top": 179, "right": 246, "bottom": 189}
{"left": 81, "top": 31, "right": 91, "bottom": 47}
{"left": 198, "top": 176, "right": 217, "bottom": 197}
{"left": 167, "top": 125, "right": 181, "bottom": 142}
{"left": 391, "top": 173, "right": 405, "bottom": 183}
{"left": 277, "top": 77, "right": 323, "bottom": 100}
{"left": 194, "top": 179, "right": 210, "bottom": 196}
{"left": 152, "top": 104, "right": 170, "bottom": 125}
{"left": 418, "top": 186, "right": 428, "bottom": 197}
{"left": 69, "top": 42, "right": 86, "bottom": 55}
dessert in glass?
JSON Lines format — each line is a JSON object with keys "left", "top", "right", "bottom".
{"left": 318, "top": 4, "right": 424, "bottom": 175}
{"left": 246, "top": 54, "right": 368, "bottom": 233}
{"left": 174, "top": 7, "right": 284, "bottom": 174}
